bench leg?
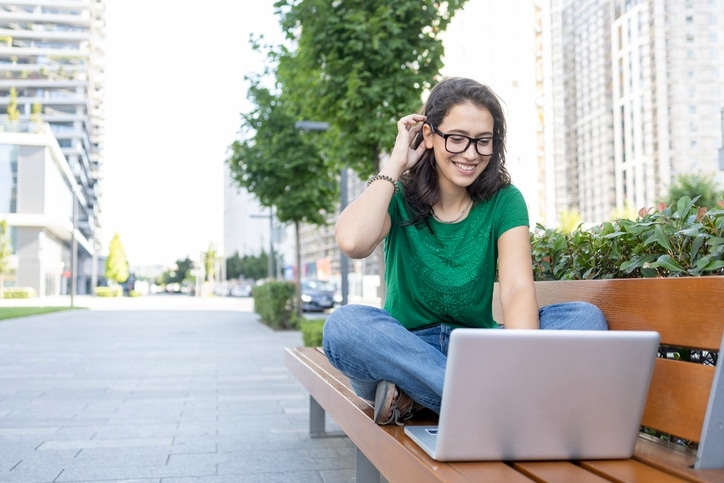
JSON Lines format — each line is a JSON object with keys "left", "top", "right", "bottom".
{"left": 309, "top": 396, "right": 345, "bottom": 438}
{"left": 695, "top": 336, "right": 724, "bottom": 469}
{"left": 356, "top": 446, "right": 381, "bottom": 482}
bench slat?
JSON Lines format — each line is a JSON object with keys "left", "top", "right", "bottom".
{"left": 512, "top": 461, "right": 611, "bottom": 482}
{"left": 493, "top": 278, "right": 724, "bottom": 350}
{"left": 580, "top": 458, "right": 692, "bottom": 483}
{"left": 643, "top": 359, "right": 715, "bottom": 442}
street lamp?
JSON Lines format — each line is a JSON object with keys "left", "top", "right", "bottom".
{"left": 250, "top": 207, "right": 275, "bottom": 279}
{"left": 295, "top": 120, "right": 349, "bottom": 306}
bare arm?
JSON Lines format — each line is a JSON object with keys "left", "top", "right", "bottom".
{"left": 335, "top": 114, "right": 427, "bottom": 259}
{"left": 496, "top": 226, "right": 539, "bottom": 329}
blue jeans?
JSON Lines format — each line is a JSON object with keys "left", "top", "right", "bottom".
{"left": 322, "top": 302, "right": 607, "bottom": 414}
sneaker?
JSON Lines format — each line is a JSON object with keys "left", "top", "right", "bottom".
{"left": 373, "top": 380, "right": 423, "bottom": 426}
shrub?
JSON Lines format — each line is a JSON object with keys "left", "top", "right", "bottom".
{"left": 253, "top": 280, "right": 299, "bottom": 330}
{"left": 300, "top": 319, "right": 325, "bottom": 346}
{"left": 95, "top": 286, "right": 122, "bottom": 297}
{"left": 532, "top": 196, "right": 724, "bottom": 280}
{"left": 2, "top": 287, "right": 36, "bottom": 299}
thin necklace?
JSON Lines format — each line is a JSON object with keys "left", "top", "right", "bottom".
{"left": 432, "top": 198, "right": 472, "bottom": 224}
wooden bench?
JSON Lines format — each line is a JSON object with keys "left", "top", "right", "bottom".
{"left": 285, "top": 277, "right": 724, "bottom": 482}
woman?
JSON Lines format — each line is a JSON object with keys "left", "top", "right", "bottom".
{"left": 323, "top": 77, "right": 607, "bottom": 426}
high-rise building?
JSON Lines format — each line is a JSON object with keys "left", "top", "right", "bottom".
{"left": 539, "top": 0, "right": 724, "bottom": 225}
{"left": 0, "top": 0, "right": 105, "bottom": 296}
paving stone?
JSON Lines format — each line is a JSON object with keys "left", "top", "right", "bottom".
{"left": 0, "top": 297, "right": 354, "bottom": 482}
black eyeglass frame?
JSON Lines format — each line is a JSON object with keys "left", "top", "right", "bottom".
{"left": 428, "top": 123, "right": 494, "bottom": 157}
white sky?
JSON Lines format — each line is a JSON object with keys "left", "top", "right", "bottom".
{"left": 101, "top": 1, "right": 282, "bottom": 267}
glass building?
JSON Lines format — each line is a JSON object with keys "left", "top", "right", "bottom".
{"left": 0, "top": 1, "right": 105, "bottom": 296}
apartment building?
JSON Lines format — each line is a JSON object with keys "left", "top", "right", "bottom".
{"left": 0, "top": 0, "right": 105, "bottom": 295}
{"left": 540, "top": 0, "right": 724, "bottom": 224}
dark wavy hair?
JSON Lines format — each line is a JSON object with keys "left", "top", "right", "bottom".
{"left": 400, "top": 77, "right": 511, "bottom": 227}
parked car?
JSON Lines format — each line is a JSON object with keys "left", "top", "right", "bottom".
{"left": 228, "top": 283, "right": 252, "bottom": 297}
{"left": 300, "top": 279, "right": 338, "bottom": 312}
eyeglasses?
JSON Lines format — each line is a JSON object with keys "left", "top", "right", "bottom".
{"left": 429, "top": 124, "right": 494, "bottom": 156}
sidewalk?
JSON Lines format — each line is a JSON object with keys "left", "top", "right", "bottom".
{"left": 0, "top": 295, "right": 355, "bottom": 482}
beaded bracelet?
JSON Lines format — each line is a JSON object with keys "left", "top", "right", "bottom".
{"left": 367, "top": 174, "right": 398, "bottom": 192}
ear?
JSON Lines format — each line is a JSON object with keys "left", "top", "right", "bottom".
{"left": 423, "top": 124, "right": 435, "bottom": 149}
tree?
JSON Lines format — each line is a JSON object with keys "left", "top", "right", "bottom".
{"left": 667, "top": 173, "right": 724, "bottom": 209}
{"left": 227, "top": 81, "right": 339, "bottom": 315}
{"left": 160, "top": 257, "right": 194, "bottom": 287}
{"left": 226, "top": 251, "right": 269, "bottom": 281}
{"left": 273, "top": 0, "right": 468, "bottom": 178}
{"left": 105, "top": 233, "right": 129, "bottom": 285}
{"left": 204, "top": 243, "right": 217, "bottom": 282}
{"left": 0, "top": 220, "right": 12, "bottom": 298}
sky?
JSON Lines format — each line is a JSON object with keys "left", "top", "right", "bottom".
{"left": 101, "top": 1, "right": 282, "bottom": 267}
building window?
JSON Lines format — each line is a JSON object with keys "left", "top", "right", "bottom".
{"left": 0, "top": 144, "right": 18, "bottom": 213}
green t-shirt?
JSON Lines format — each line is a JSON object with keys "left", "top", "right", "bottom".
{"left": 384, "top": 184, "right": 529, "bottom": 330}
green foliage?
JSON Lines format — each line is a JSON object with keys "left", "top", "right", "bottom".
{"left": 227, "top": 82, "right": 339, "bottom": 227}
{"left": 105, "top": 233, "right": 129, "bottom": 284}
{"left": 226, "top": 251, "right": 269, "bottom": 281}
{"left": 531, "top": 197, "right": 724, "bottom": 280}
{"left": 300, "top": 318, "right": 325, "bottom": 347}
{"left": 204, "top": 243, "right": 217, "bottom": 282}
{"left": 30, "top": 101, "right": 42, "bottom": 124}
{"left": 667, "top": 173, "right": 724, "bottom": 210}
{"left": 273, "top": 0, "right": 468, "bottom": 178}
{"left": 6, "top": 87, "right": 19, "bottom": 121}
{"left": 95, "top": 286, "right": 122, "bottom": 297}
{"left": 1, "top": 287, "right": 35, "bottom": 299}
{"left": 252, "top": 280, "right": 299, "bottom": 330}
{"left": 160, "top": 257, "right": 194, "bottom": 286}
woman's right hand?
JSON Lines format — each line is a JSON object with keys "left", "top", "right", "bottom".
{"left": 388, "top": 114, "right": 428, "bottom": 173}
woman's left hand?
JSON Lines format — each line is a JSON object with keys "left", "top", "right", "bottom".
{"left": 388, "top": 114, "right": 428, "bottom": 173}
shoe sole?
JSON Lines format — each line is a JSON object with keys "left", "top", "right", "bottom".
{"left": 373, "top": 381, "right": 396, "bottom": 424}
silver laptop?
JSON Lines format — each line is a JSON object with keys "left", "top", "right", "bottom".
{"left": 404, "top": 329, "right": 660, "bottom": 461}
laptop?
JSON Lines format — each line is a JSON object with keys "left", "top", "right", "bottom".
{"left": 404, "top": 329, "right": 660, "bottom": 461}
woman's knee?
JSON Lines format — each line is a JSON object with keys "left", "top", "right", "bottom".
{"left": 539, "top": 301, "right": 608, "bottom": 330}
{"left": 323, "top": 304, "right": 384, "bottom": 352}
{"left": 584, "top": 302, "right": 608, "bottom": 330}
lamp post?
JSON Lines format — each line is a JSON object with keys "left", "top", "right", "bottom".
{"left": 250, "top": 207, "right": 275, "bottom": 279}
{"left": 295, "top": 121, "right": 349, "bottom": 306}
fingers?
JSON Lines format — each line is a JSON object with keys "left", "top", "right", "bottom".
{"left": 397, "top": 114, "right": 427, "bottom": 131}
